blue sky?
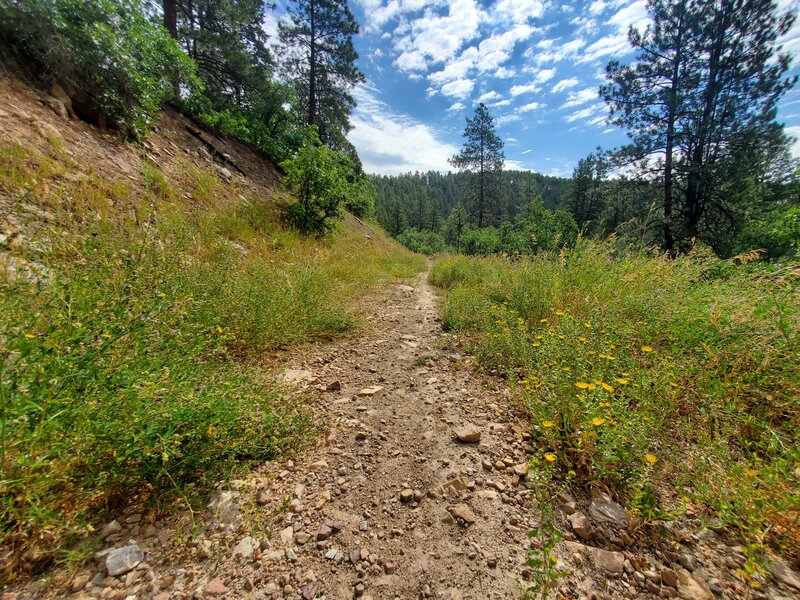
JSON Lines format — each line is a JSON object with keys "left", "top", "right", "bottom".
{"left": 271, "top": 0, "right": 800, "bottom": 176}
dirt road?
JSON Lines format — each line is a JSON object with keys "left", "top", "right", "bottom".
{"left": 75, "top": 271, "right": 540, "bottom": 600}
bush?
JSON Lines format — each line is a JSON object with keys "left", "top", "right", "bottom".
{"left": 396, "top": 228, "right": 446, "bottom": 255}
{"left": 0, "top": 0, "right": 198, "bottom": 134}
{"left": 281, "top": 127, "right": 372, "bottom": 235}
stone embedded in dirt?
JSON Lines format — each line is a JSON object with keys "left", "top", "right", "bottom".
{"left": 661, "top": 568, "right": 679, "bottom": 588}
{"left": 295, "top": 532, "right": 311, "bottom": 545}
{"left": 232, "top": 536, "right": 255, "bottom": 559}
{"left": 568, "top": 511, "right": 593, "bottom": 541}
{"left": 283, "top": 369, "right": 313, "bottom": 385}
{"left": 448, "top": 503, "right": 477, "bottom": 525}
{"left": 302, "top": 580, "right": 321, "bottom": 599}
{"left": 513, "top": 463, "right": 529, "bottom": 477}
{"left": 398, "top": 284, "right": 415, "bottom": 292}
{"left": 325, "top": 548, "right": 338, "bottom": 560}
{"left": 454, "top": 423, "right": 482, "bottom": 443}
{"left": 105, "top": 544, "right": 143, "bottom": 576}
{"left": 317, "top": 523, "right": 333, "bottom": 541}
{"left": 486, "top": 556, "right": 498, "bottom": 568}
{"left": 441, "top": 474, "right": 470, "bottom": 497}
{"left": 589, "top": 493, "right": 629, "bottom": 528}
{"left": 205, "top": 577, "right": 229, "bottom": 596}
{"left": 588, "top": 547, "right": 625, "bottom": 573}
{"left": 311, "top": 459, "right": 329, "bottom": 469}
{"left": 358, "top": 386, "right": 384, "bottom": 396}
{"left": 771, "top": 559, "right": 800, "bottom": 590}
{"left": 153, "top": 593, "right": 170, "bottom": 600}
{"left": 326, "top": 380, "right": 341, "bottom": 392}
{"left": 70, "top": 574, "right": 90, "bottom": 592}
{"left": 207, "top": 490, "right": 241, "bottom": 524}
{"left": 280, "top": 526, "right": 295, "bottom": 546}
{"left": 384, "top": 562, "right": 398, "bottom": 574}
{"left": 676, "top": 567, "right": 714, "bottom": 600}
{"left": 100, "top": 520, "right": 122, "bottom": 539}
{"left": 399, "top": 489, "right": 414, "bottom": 503}
{"left": 349, "top": 548, "right": 361, "bottom": 564}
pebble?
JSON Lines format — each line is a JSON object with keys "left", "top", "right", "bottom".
{"left": 204, "top": 577, "right": 229, "bottom": 596}
{"left": 448, "top": 503, "right": 477, "bottom": 524}
{"left": 589, "top": 493, "right": 629, "bottom": 528}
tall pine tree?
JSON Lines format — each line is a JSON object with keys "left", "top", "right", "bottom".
{"left": 449, "top": 103, "right": 505, "bottom": 228}
{"left": 602, "top": 0, "right": 796, "bottom": 255}
{"left": 279, "top": 0, "right": 365, "bottom": 149}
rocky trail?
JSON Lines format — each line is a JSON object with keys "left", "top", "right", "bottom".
{"left": 35, "top": 272, "right": 800, "bottom": 600}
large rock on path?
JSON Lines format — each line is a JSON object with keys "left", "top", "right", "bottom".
{"left": 453, "top": 423, "right": 481, "bottom": 443}
{"left": 105, "top": 544, "right": 143, "bottom": 577}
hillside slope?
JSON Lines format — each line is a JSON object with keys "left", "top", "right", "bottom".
{"left": 0, "top": 76, "right": 424, "bottom": 586}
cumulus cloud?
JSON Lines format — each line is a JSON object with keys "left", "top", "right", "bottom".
{"left": 348, "top": 84, "right": 459, "bottom": 175}
{"left": 561, "top": 87, "right": 598, "bottom": 108}
{"left": 551, "top": 77, "right": 580, "bottom": 93}
{"left": 519, "top": 102, "right": 542, "bottom": 112}
{"left": 393, "top": 0, "right": 484, "bottom": 72}
{"left": 440, "top": 78, "right": 476, "bottom": 98}
{"left": 478, "top": 90, "right": 502, "bottom": 102}
{"left": 786, "top": 125, "right": 800, "bottom": 158}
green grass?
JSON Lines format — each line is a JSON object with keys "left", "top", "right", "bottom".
{"left": 0, "top": 142, "right": 424, "bottom": 582}
{"left": 430, "top": 240, "right": 799, "bottom": 561}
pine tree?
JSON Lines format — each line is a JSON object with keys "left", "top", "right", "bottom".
{"left": 444, "top": 203, "right": 469, "bottom": 251}
{"left": 279, "top": 0, "right": 365, "bottom": 148}
{"left": 602, "top": 0, "right": 796, "bottom": 255}
{"left": 449, "top": 103, "right": 505, "bottom": 228}
{"left": 563, "top": 151, "right": 607, "bottom": 233}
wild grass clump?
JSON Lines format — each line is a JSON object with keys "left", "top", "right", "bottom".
{"left": 430, "top": 240, "right": 799, "bottom": 557}
{"left": 0, "top": 142, "right": 423, "bottom": 581}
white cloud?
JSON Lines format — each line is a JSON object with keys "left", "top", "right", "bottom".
{"left": 491, "top": 99, "right": 512, "bottom": 107}
{"left": 786, "top": 125, "right": 800, "bottom": 157}
{"left": 561, "top": 87, "right": 598, "bottom": 108}
{"left": 551, "top": 77, "right": 579, "bottom": 93}
{"left": 478, "top": 90, "right": 502, "bottom": 102}
{"left": 349, "top": 84, "right": 459, "bottom": 175}
{"left": 521, "top": 149, "right": 533, "bottom": 154}
{"left": 448, "top": 101, "right": 466, "bottom": 112}
{"left": 510, "top": 83, "right": 538, "bottom": 96}
{"left": 494, "top": 0, "right": 546, "bottom": 24}
{"left": 519, "top": 102, "right": 542, "bottom": 112}
{"left": 440, "top": 78, "right": 476, "bottom": 98}
{"left": 393, "top": 0, "right": 484, "bottom": 72}
{"left": 565, "top": 102, "right": 605, "bottom": 123}
{"left": 529, "top": 36, "right": 586, "bottom": 64}
{"left": 495, "top": 113, "right": 523, "bottom": 126}
{"left": 534, "top": 67, "right": 557, "bottom": 83}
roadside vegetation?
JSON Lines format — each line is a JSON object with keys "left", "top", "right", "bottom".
{"left": 430, "top": 241, "right": 799, "bottom": 561}
{"left": 0, "top": 140, "right": 423, "bottom": 581}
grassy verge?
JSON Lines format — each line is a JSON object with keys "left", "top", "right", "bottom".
{"left": 430, "top": 240, "right": 798, "bottom": 560}
{"left": 0, "top": 141, "right": 424, "bottom": 581}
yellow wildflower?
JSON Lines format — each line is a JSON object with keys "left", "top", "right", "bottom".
{"left": 542, "top": 420, "right": 555, "bottom": 428}
{"left": 556, "top": 310, "right": 565, "bottom": 316}
{"left": 591, "top": 417, "right": 606, "bottom": 426}
{"left": 601, "top": 382, "right": 614, "bottom": 393}
{"left": 575, "top": 382, "right": 589, "bottom": 389}
{"left": 544, "top": 453, "right": 557, "bottom": 462}
{"left": 532, "top": 342, "right": 541, "bottom": 347}
{"left": 24, "top": 333, "right": 36, "bottom": 339}
{"left": 641, "top": 345, "right": 654, "bottom": 352}
{"left": 645, "top": 453, "right": 658, "bottom": 464}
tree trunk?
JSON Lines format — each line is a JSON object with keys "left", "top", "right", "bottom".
{"left": 163, "top": 0, "right": 178, "bottom": 39}
{"left": 308, "top": 0, "right": 317, "bottom": 128}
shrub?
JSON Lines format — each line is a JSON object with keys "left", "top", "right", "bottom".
{"left": 397, "top": 228, "right": 446, "bottom": 255}
{"left": 281, "top": 127, "right": 369, "bottom": 236}
{"left": 0, "top": 0, "right": 198, "bottom": 134}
